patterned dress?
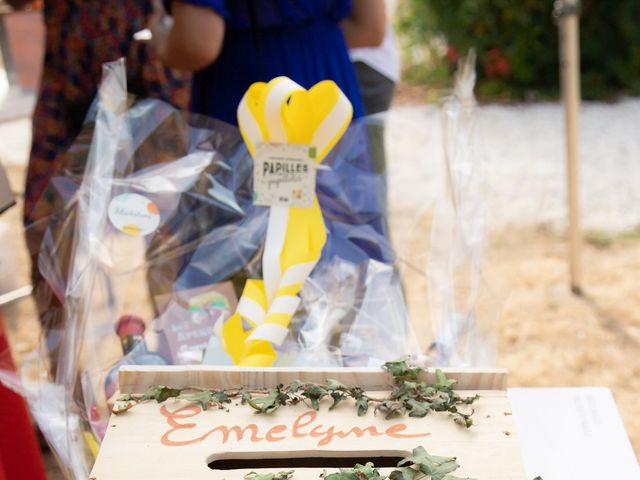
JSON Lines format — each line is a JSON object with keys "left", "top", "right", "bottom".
{"left": 23, "top": 2, "right": 190, "bottom": 333}
{"left": 23, "top": 0, "right": 190, "bottom": 228}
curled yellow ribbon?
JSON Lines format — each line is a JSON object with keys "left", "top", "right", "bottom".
{"left": 219, "top": 77, "right": 352, "bottom": 366}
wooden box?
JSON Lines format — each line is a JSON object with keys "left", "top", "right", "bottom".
{"left": 90, "top": 366, "right": 527, "bottom": 479}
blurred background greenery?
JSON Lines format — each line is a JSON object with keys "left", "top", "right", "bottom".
{"left": 396, "top": 0, "right": 640, "bottom": 101}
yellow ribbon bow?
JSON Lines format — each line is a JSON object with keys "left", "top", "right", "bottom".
{"left": 218, "top": 77, "right": 352, "bottom": 366}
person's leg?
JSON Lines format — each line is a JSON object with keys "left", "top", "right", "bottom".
{"left": 23, "top": 67, "right": 93, "bottom": 377}
{"left": 24, "top": 87, "right": 70, "bottom": 333}
{"left": 352, "top": 61, "right": 396, "bottom": 221}
{"left": 353, "top": 61, "right": 396, "bottom": 116}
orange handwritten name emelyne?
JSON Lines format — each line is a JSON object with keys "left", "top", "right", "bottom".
{"left": 160, "top": 406, "right": 431, "bottom": 447}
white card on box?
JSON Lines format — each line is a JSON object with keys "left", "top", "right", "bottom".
{"left": 508, "top": 387, "right": 640, "bottom": 479}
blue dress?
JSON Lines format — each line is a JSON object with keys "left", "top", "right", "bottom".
{"left": 179, "top": 0, "right": 365, "bottom": 124}
{"left": 163, "top": 1, "right": 391, "bottom": 292}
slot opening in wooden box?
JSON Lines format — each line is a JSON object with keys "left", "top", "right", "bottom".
{"left": 207, "top": 452, "right": 409, "bottom": 470}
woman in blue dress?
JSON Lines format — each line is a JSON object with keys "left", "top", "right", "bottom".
{"left": 147, "top": 0, "right": 391, "bottom": 265}
{"left": 145, "top": 0, "right": 393, "bottom": 308}
{"left": 150, "top": 0, "right": 385, "bottom": 124}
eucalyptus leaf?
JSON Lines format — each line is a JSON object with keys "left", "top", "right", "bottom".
{"left": 435, "top": 370, "right": 457, "bottom": 390}
{"left": 406, "top": 398, "right": 429, "bottom": 418}
{"left": 213, "top": 390, "right": 230, "bottom": 404}
{"left": 355, "top": 396, "right": 370, "bottom": 416}
{"left": 383, "top": 359, "right": 421, "bottom": 382}
{"left": 179, "top": 391, "right": 213, "bottom": 410}
{"left": 376, "top": 399, "right": 406, "bottom": 419}
{"left": 244, "top": 470, "right": 294, "bottom": 480}
{"left": 323, "top": 462, "right": 383, "bottom": 480}
{"left": 389, "top": 467, "right": 419, "bottom": 480}
{"left": 246, "top": 390, "right": 281, "bottom": 414}
{"left": 112, "top": 401, "right": 134, "bottom": 415}
{"left": 141, "top": 385, "right": 182, "bottom": 403}
{"left": 398, "top": 446, "right": 460, "bottom": 480}
{"left": 322, "top": 472, "right": 358, "bottom": 480}
{"left": 301, "top": 384, "right": 327, "bottom": 411}
{"left": 329, "top": 392, "right": 346, "bottom": 410}
{"left": 326, "top": 379, "right": 348, "bottom": 391}
{"left": 351, "top": 462, "right": 385, "bottom": 480}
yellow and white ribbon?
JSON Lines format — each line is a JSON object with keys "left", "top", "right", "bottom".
{"left": 217, "top": 77, "right": 352, "bottom": 366}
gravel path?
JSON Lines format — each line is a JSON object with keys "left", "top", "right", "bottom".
{"left": 386, "top": 98, "right": 640, "bottom": 233}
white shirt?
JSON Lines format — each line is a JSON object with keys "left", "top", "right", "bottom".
{"left": 349, "top": 23, "right": 401, "bottom": 83}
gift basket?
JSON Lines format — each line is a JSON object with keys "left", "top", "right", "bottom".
{"left": 0, "top": 52, "right": 501, "bottom": 478}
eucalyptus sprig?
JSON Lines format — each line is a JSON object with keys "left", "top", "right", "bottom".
{"left": 231, "top": 446, "right": 546, "bottom": 480}
{"left": 114, "top": 359, "right": 478, "bottom": 427}
{"left": 244, "top": 471, "right": 294, "bottom": 480}
{"left": 237, "top": 446, "right": 475, "bottom": 480}
{"left": 379, "top": 363, "right": 479, "bottom": 428}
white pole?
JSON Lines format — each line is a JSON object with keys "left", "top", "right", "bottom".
{"left": 557, "top": 0, "right": 582, "bottom": 295}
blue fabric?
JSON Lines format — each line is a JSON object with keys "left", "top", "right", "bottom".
{"left": 175, "top": 0, "right": 230, "bottom": 17}
{"left": 172, "top": 118, "right": 392, "bottom": 292}
{"left": 178, "top": 0, "right": 364, "bottom": 125}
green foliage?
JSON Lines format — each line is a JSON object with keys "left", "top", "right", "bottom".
{"left": 235, "top": 447, "right": 547, "bottom": 479}
{"left": 396, "top": 0, "right": 640, "bottom": 100}
{"left": 243, "top": 385, "right": 291, "bottom": 414}
{"left": 244, "top": 471, "right": 294, "bottom": 480}
{"left": 396, "top": 446, "right": 461, "bottom": 480}
{"left": 383, "top": 359, "right": 422, "bottom": 381}
{"left": 379, "top": 360, "right": 477, "bottom": 427}
{"left": 323, "top": 462, "right": 385, "bottom": 480}
{"left": 115, "top": 360, "right": 478, "bottom": 428}
{"left": 141, "top": 385, "right": 182, "bottom": 403}
{"left": 237, "top": 448, "right": 546, "bottom": 479}
{"left": 180, "top": 391, "right": 214, "bottom": 411}
{"left": 294, "top": 446, "right": 476, "bottom": 479}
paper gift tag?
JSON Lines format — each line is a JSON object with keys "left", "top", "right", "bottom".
{"left": 252, "top": 142, "right": 317, "bottom": 209}
{"left": 108, "top": 193, "right": 161, "bottom": 236}
{"left": 154, "top": 283, "right": 238, "bottom": 364}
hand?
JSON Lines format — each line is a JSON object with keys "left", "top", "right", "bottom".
{"left": 340, "top": 0, "right": 386, "bottom": 49}
{"left": 150, "top": 1, "right": 225, "bottom": 71}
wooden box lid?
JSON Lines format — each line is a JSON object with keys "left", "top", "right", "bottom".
{"left": 90, "top": 366, "right": 526, "bottom": 479}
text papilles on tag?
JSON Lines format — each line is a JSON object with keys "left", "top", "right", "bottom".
{"left": 253, "top": 143, "right": 317, "bottom": 208}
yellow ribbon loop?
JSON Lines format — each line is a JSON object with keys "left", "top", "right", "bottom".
{"left": 220, "top": 77, "right": 352, "bottom": 366}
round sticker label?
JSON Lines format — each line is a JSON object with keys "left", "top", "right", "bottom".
{"left": 108, "top": 193, "right": 160, "bottom": 236}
